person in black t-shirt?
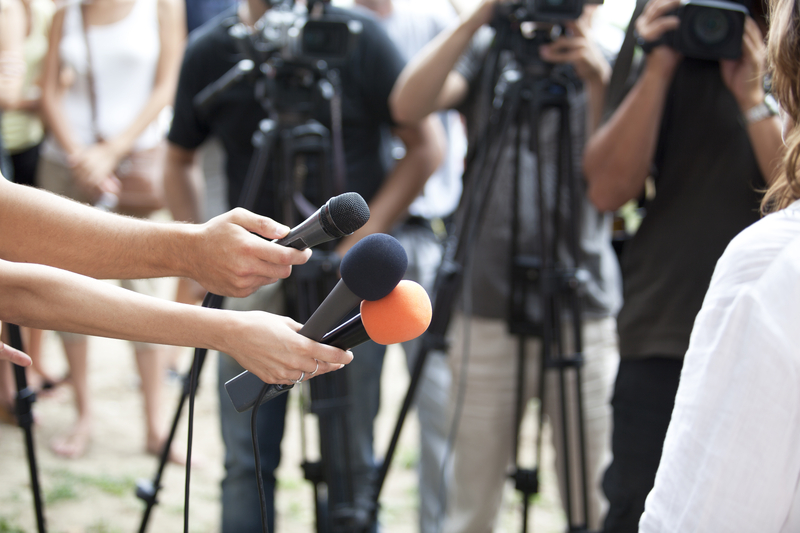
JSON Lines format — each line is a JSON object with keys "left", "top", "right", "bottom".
{"left": 165, "top": 0, "right": 443, "bottom": 531}
{"left": 582, "top": 0, "right": 784, "bottom": 531}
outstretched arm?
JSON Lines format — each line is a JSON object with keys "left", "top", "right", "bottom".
{"left": 582, "top": 0, "right": 682, "bottom": 212}
{"left": 0, "top": 258, "right": 351, "bottom": 384}
{"left": 389, "top": 0, "right": 497, "bottom": 122}
{"left": 0, "top": 177, "right": 311, "bottom": 298}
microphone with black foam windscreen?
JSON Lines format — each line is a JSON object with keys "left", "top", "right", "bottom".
{"left": 298, "top": 232, "right": 408, "bottom": 340}
{"left": 225, "top": 280, "right": 432, "bottom": 412}
{"left": 224, "top": 233, "right": 408, "bottom": 411}
{"left": 274, "top": 192, "right": 370, "bottom": 250}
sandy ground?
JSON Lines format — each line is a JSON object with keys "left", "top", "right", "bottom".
{"left": 0, "top": 304, "right": 567, "bottom": 533}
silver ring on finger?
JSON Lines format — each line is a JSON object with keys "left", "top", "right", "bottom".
{"left": 309, "top": 359, "right": 319, "bottom": 377}
{"left": 291, "top": 371, "right": 305, "bottom": 385}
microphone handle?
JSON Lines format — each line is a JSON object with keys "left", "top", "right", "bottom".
{"left": 298, "top": 280, "right": 362, "bottom": 341}
{"left": 224, "top": 315, "right": 370, "bottom": 413}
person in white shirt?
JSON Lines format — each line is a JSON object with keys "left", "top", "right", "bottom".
{"left": 639, "top": 0, "right": 800, "bottom": 528}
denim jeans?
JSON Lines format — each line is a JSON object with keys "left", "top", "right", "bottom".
{"left": 217, "top": 283, "right": 387, "bottom": 532}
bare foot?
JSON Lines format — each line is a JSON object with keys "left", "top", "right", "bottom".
{"left": 51, "top": 422, "right": 91, "bottom": 459}
{"left": 146, "top": 438, "right": 204, "bottom": 468}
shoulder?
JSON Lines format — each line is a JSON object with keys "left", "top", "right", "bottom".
{"left": 709, "top": 202, "right": 800, "bottom": 301}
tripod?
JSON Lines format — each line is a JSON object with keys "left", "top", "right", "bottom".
{"left": 372, "top": 21, "right": 595, "bottom": 533}
{"left": 135, "top": 31, "right": 364, "bottom": 530}
{"left": 6, "top": 323, "right": 47, "bottom": 533}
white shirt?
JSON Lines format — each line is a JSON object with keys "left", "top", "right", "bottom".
{"left": 356, "top": 0, "right": 466, "bottom": 220}
{"left": 41, "top": 0, "right": 164, "bottom": 163}
{"left": 639, "top": 200, "right": 800, "bottom": 533}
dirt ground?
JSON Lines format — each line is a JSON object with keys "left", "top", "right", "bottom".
{"left": 0, "top": 315, "right": 567, "bottom": 533}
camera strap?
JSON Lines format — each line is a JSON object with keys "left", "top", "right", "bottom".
{"left": 605, "top": 0, "right": 648, "bottom": 118}
{"left": 328, "top": 70, "right": 347, "bottom": 196}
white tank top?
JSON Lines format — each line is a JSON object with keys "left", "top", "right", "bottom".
{"left": 42, "top": 0, "right": 164, "bottom": 162}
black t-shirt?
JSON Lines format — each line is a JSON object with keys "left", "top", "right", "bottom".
{"left": 168, "top": 5, "right": 404, "bottom": 219}
{"left": 616, "top": 57, "right": 765, "bottom": 359}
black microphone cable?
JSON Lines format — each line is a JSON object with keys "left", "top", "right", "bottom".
{"left": 252, "top": 383, "right": 274, "bottom": 533}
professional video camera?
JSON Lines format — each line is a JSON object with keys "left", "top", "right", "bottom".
{"left": 494, "top": 0, "right": 603, "bottom": 27}
{"left": 222, "top": 0, "right": 362, "bottom": 116}
{"left": 252, "top": 0, "right": 361, "bottom": 67}
{"left": 660, "top": 0, "right": 749, "bottom": 60}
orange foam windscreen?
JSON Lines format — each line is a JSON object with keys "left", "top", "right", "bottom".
{"left": 360, "top": 280, "right": 432, "bottom": 345}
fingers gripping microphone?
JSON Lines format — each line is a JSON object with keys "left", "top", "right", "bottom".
{"left": 275, "top": 192, "right": 370, "bottom": 250}
{"left": 225, "top": 280, "right": 430, "bottom": 413}
{"left": 225, "top": 234, "right": 409, "bottom": 412}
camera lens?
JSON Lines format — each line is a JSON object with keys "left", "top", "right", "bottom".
{"left": 692, "top": 7, "right": 730, "bottom": 45}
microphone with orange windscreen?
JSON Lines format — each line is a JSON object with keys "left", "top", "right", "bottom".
{"left": 224, "top": 280, "right": 432, "bottom": 412}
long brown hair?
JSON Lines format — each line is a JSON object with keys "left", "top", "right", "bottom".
{"left": 763, "top": 0, "right": 800, "bottom": 212}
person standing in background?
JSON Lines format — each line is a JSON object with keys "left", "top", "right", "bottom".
{"left": 582, "top": 0, "right": 784, "bottom": 530}
{"left": 36, "top": 0, "right": 186, "bottom": 461}
{"left": 390, "top": 0, "right": 622, "bottom": 529}
{"left": 352, "top": 0, "right": 466, "bottom": 530}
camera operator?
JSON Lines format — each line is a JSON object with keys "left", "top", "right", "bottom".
{"left": 164, "top": 0, "right": 444, "bottom": 531}
{"left": 581, "top": 0, "right": 784, "bottom": 531}
{"left": 390, "top": 0, "right": 622, "bottom": 529}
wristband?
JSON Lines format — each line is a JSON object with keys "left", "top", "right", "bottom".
{"left": 745, "top": 94, "right": 779, "bottom": 124}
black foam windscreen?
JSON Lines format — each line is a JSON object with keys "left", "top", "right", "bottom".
{"left": 340, "top": 233, "right": 408, "bottom": 301}
{"left": 328, "top": 192, "right": 370, "bottom": 235}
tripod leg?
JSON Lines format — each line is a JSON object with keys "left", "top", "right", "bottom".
{"left": 7, "top": 323, "right": 47, "bottom": 533}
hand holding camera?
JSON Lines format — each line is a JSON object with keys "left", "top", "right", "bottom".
{"left": 719, "top": 16, "right": 767, "bottom": 111}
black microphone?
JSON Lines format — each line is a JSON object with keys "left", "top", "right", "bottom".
{"left": 274, "top": 192, "right": 370, "bottom": 250}
{"left": 224, "top": 233, "right": 408, "bottom": 412}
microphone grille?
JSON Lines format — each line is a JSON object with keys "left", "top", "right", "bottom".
{"left": 341, "top": 233, "right": 408, "bottom": 301}
{"left": 329, "top": 193, "right": 370, "bottom": 235}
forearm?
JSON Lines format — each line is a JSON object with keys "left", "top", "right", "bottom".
{"left": 0, "top": 179, "right": 196, "bottom": 280}
{"left": 0, "top": 259, "right": 211, "bottom": 346}
{"left": 338, "top": 117, "right": 445, "bottom": 252}
{"left": 389, "top": 14, "right": 479, "bottom": 123}
{"left": 583, "top": 60, "right": 673, "bottom": 212}
{"left": 746, "top": 114, "right": 784, "bottom": 186}
{"left": 0, "top": 258, "right": 352, "bottom": 384}
{"left": 164, "top": 144, "right": 204, "bottom": 223}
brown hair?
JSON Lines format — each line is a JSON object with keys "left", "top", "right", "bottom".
{"left": 762, "top": 0, "right": 800, "bottom": 213}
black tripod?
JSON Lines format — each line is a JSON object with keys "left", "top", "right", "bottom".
{"left": 6, "top": 323, "right": 47, "bottom": 533}
{"left": 135, "top": 27, "right": 363, "bottom": 531}
{"left": 371, "top": 20, "right": 594, "bottom": 533}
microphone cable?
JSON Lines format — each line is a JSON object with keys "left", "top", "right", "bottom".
{"left": 184, "top": 292, "right": 224, "bottom": 533}
{"left": 251, "top": 382, "right": 274, "bottom": 533}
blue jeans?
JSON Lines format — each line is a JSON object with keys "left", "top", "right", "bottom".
{"left": 394, "top": 221, "right": 451, "bottom": 533}
{"left": 217, "top": 283, "right": 387, "bottom": 532}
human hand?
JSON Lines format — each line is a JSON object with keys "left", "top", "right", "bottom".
{"left": 720, "top": 17, "right": 766, "bottom": 111}
{"left": 68, "top": 142, "right": 121, "bottom": 201}
{"left": 0, "top": 341, "right": 31, "bottom": 367}
{"left": 636, "top": 0, "right": 682, "bottom": 75}
{"left": 539, "top": 17, "right": 611, "bottom": 84}
{"left": 222, "top": 310, "right": 354, "bottom": 385}
{"left": 187, "top": 208, "right": 312, "bottom": 298}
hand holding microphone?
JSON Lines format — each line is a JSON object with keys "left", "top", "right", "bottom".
{"left": 185, "top": 193, "right": 369, "bottom": 299}
{"left": 225, "top": 279, "right": 432, "bottom": 412}
{"left": 224, "top": 233, "right": 408, "bottom": 411}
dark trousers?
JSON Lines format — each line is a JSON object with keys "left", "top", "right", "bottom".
{"left": 601, "top": 356, "right": 683, "bottom": 533}
{"left": 10, "top": 143, "right": 42, "bottom": 187}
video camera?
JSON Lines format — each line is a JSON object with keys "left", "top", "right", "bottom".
{"left": 662, "top": 0, "right": 750, "bottom": 60}
{"left": 252, "top": 0, "right": 361, "bottom": 68}
{"left": 494, "top": 0, "right": 603, "bottom": 25}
